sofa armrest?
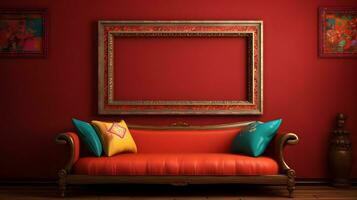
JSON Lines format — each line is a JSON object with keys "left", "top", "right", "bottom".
{"left": 55, "top": 132, "right": 80, "bottom": 173}
{"left": 274, "top": 132, "right": 299, "bottom": 173}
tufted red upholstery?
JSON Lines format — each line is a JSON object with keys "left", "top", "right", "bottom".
{"left": 130, "top": 128, "right": 242, "bottom": 153}
{"left": 73, "top": 153, "right": 278, "bottom": 176}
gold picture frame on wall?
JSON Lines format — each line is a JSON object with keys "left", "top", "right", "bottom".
{"left": 98, "top": 21, "right": 263, "bottom": 115}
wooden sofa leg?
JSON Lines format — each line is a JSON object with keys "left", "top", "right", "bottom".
{"left": 58, "top": 169, "right": 67, "bottom": 197}
{"left": 287, "top": 169, "right": 296, "bottom": 198}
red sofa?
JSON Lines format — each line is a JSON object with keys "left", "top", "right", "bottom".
{"left": 56, "top": 121, "right": 298, "bottom": 197}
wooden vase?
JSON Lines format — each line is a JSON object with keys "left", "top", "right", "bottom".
{"left": 328, "top": 113, "right": 353, "bottom": 187}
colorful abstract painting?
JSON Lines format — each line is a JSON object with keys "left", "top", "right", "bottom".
{"left": 319, "top": 7, "right": 357, "bottom": 57}
{"left": 0, "top": 10, "right": 47, "bottom": 57}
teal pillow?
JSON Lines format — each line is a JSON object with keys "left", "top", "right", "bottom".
{"left": 231, "top": 119, "right": 282, "bottom": 157}
{"left": 72, "top": 118, "right": 102, "bottom": 157}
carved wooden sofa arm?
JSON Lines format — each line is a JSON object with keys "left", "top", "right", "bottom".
{"left": 55, "top": 132, "right": 80, "bottom": 173}
{"left": 55, "top": 132, "right": 80, "bottom": 196}
{"left": 274, "top": 132, "right": 299, "bottom": 197}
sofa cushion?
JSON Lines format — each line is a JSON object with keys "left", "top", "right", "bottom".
{"left": 72, "top": 118, "right": 102, "bottom": 157}
{"left": 73, "top": 153, "right": 278, "bottom": 176}
{"left": 130, "top": 128, "right": 242, "bottom": 153}
{"left": 231, "top": 119, "right": 282, "bottom": 157}
{"left": 92, "top": 120, "right": 137, "bottom": 156}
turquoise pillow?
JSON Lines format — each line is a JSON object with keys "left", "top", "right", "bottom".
{"left": 72, "top": 118, "right": 102, "bottom": 157}
{"left": 231, "top": 119, "right": 282, "bottom": 157}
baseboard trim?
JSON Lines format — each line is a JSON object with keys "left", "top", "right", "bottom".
{"left": 0, "top": 180, "right": 56, "bottom": 185}
{"left": 296, "top": 178, "right": 357, "bottom": 185}
{"left": 1, "top": 178, "right": 356, "bottom": 186}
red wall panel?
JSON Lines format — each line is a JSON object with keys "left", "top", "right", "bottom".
{"left": 0, "top": 0, "right": 356, "bottom": 179}
{"left": 113, "top": 37, "right": 248, "bottom": 101}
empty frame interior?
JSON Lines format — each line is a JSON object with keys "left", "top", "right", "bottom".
{"left": 113, "top": 36, "right": 248, "bottom": 101}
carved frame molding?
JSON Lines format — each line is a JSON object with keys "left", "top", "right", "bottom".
{"left": 98, "top": 21, "right": 263, "bottom": 115}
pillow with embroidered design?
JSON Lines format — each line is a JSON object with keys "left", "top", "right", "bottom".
{"left": 91, "top": 120, "right": 137, "bottom": 156}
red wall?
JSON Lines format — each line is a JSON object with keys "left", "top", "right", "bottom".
{"left": 0, "top": 0, "right": 356, "bottom": 180}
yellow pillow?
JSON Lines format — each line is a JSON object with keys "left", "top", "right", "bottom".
{"left": 91, "top": 120, "right": 137, "bottom": 156}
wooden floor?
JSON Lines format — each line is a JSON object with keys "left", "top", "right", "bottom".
{"left": 0, "top": 184, "right": 356, "bottom": 200}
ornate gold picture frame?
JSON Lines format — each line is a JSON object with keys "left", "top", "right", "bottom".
{"left": 98, "top": 21, "right": 263, "bottom": 115}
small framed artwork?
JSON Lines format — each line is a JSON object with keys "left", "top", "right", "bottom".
{"left": 319, "top": 7, "right": 357, "bottom": 57}
{"left": 0, "top": 9, "right": 48, "bottom": 57}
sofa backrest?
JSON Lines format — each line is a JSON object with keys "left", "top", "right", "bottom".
{"left": 129, "top": 121, "right": 254, "bottom": 153}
